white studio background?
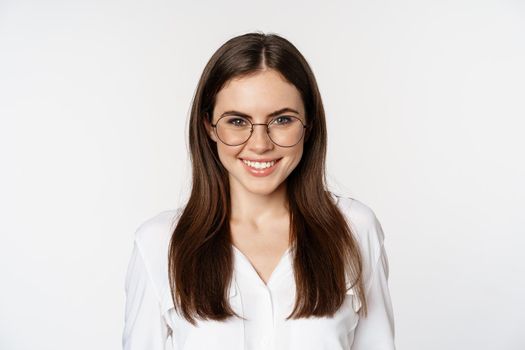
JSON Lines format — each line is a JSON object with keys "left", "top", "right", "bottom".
{"left": 1, "top": 0, "right": 524, "bottom": 349}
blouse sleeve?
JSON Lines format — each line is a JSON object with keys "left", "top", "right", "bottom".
{"left": 350, "top": 220, "right": 396, "bottom": 349}
{"left": 122, "top": 241, "right": 171, "bottom": 350}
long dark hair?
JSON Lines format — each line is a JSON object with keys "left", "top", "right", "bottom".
{"left": 168, "top": 31, "right": 367, "bottom": 325}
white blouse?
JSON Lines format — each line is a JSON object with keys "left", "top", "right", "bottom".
{"left": 123, "top": 193, "right": 396, "bottom": 349}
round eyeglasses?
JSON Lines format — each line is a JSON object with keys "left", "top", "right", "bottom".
{"left": 211, "top": 115, "right": 308, "bottom": 147}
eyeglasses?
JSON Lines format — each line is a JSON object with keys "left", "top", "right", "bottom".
{"left": 211, "top": 115, "right": 308, "bottom": 147}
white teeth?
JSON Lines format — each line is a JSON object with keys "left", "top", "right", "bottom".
{"left": 242, "top": 159, "right": 276, "bottom": 169}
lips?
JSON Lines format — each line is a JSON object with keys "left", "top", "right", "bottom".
{"left": 240, "top": 157, "right": 281, "bottom": 162}
{"left": 239, "top": 158, "right": 282, "bottom": 177}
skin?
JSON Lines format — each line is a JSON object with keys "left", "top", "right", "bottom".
{"left": 204, "top": 68, "right": 306, "bottom": 282}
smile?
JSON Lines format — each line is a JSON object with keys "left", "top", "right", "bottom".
{"left": 239, "top": 158, "right": 282, "bottom": 177}
{"left": 242, "top": 159, "right": 276, "bottom": 169}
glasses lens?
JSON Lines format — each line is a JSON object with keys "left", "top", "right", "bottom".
{"left": 268, "top": 116, "right": 304, "bottom": 147}
{"left": 216, "top": 116, "right": 252, "bottom": 145}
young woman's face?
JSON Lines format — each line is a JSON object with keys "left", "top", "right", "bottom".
{"left": 205, "top": 69, "right": 306, "bottom": 196}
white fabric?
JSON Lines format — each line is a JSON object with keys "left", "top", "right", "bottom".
{"left": 123, "top": 193, "right": 396, "bottom": 349}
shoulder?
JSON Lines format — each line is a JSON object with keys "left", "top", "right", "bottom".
{"left": 331, "top": 192, "right": 385, "bottom": 245}
{"left": 132, "top": 208, "right": 183, "bottom": 292}
{"left": 134, "top": 208, "right": 181, "bottom": 253}
{"left": 331, "top": 192, "right": 387, "bottom": 288}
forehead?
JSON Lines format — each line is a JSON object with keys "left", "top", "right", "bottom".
{"left": 213, "top": 69, "right": 304, "bottom": 117}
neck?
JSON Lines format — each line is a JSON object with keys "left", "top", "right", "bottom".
{"left": 229, "top": 180, "right": 289, "bottom": 227}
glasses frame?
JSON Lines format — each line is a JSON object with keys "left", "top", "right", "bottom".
{"left": 210, "top": 114, "right": 309, "bottom": 147}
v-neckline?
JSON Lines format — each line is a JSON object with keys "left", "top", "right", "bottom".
{"left": 231, "top": 244, "right": 292, "bottom": 287}
{"left": 228, "top": 193, "right": 339, "bottom": 288}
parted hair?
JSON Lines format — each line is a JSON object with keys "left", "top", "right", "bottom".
{"left": 168, "top": 31, "right": 367, "bottom": 325}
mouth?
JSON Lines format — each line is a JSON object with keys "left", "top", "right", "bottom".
{"left": 239, "top": 158, "right": 282, "bottom": 177}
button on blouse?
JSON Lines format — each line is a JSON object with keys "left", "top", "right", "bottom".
{"left": 123, "top": 193, "right": 396, "bottom": 349}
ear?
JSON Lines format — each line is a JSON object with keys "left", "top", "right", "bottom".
{"left": 203, "top": 112, "right": 218, "bottom": 142}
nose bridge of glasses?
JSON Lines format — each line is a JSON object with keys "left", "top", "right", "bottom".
{"left": 251, "top": 123, "right": 270, "bottom": 132}
{"left": 248, "top": 122, "right": 272, "bottom": 143}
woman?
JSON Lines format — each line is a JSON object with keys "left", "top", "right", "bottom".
{"left": 123, "top": 32, "right": 395, "bottom": 350}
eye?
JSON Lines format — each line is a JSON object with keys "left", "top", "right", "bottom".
{"left": 225, "top": 117, "right": 249, "bottom": 127}
{"left": 273, "top": 116, "right": 293, "bottom": 125}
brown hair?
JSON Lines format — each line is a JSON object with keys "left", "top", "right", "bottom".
{"left": 168, "top": 31, "right": 367, "bottom": 325}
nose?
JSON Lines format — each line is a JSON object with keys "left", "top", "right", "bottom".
{"left": 247, "top": 124, "right": 274, "bottom": 152}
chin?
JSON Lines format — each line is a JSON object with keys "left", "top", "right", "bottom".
{"left": 235, "top": 175, "right": 285, "bottom": 195}
{"left": 243, "top": 183, "right": 280, "bottom": 196}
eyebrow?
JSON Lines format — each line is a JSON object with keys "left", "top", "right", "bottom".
{"left": 219, "top": 107, "right": 300, "bottom": 119}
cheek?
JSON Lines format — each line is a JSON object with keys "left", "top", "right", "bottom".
{"left": 297, "top": 145, "right": 304, "bottom": 160}
{"left": 284, "top": 144, "right": 304, "bottom": 170}
{"left": 216, "top": 144, "right": 240, "bottom": 167}
{"left": 293, "top": 143, "right": 304, "bottom": 160}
